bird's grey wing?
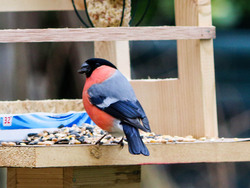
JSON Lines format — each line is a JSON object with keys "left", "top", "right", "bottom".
{"left": 88, "top": 70, "right": 150, "bottom": 132}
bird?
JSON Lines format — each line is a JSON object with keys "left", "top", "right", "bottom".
{"left": 78, "top": 58, "right": 151, "bottom": 156}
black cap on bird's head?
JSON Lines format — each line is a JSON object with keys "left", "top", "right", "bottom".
{"left": 78, "top": 58, "right": 117, "bottom": 77}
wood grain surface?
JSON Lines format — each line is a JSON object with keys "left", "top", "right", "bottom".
{"left": 0, "top": 26, "right": 215, "bottom": 43}
{"left": 1, "top": 140, "right": 250, "bottom": 168}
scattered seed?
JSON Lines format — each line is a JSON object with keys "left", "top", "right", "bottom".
{"left": 199, "top": 137, "right": 206, "bottom": 141}
{"left": 0, "top": 123, "right": 238, "bottom": 147}
{"left": 1, "top": 142, "right": 16, "bottom": 146}
{"left": 58, "top": 124, "right": 65, "bottom": 129}
{"left": 27, "top": 133, "right": 39, "bottom": 137}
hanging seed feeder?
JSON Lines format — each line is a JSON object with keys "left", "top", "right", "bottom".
{"left": 72, "top": 0, "right": 150, "bottom": 27}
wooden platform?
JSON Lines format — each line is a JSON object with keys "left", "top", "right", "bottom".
{"left": 1, "top": 140, "right": 250, "bottom": 168}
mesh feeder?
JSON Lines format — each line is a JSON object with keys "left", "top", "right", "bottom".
{"left": 72, "top": 0, "right": 150, "bottom": 27}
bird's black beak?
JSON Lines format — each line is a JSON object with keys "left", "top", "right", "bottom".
{"left": 78, "top": 62, "right": 89, "bottom": 74}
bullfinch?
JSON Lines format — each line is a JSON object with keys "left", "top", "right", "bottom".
{"left": 78, "top": 58, "right": 151, "bottom": 156}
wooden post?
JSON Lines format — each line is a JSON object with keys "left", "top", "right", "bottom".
{"left": 131, "top": 0, "right": 217, "bottom": 138}
{"left": 175, "top": 0, "right": 218, "bottom": 137}
{"left": 7, "top": 166, "right": 141, "bottom": 188}
{"left": 94, "top": 41, "right": 131, "bottom": 79}
{"left": 7, "top": 168, "right": 16, "bottom": 188}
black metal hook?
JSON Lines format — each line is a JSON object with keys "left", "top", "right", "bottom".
{"left": 131, "top": 0, "right": 151, "bottom": 26}
{"left": 120, "top": 0, "right": 126, "bottom": 26}
{"left": 72, "top": 0, "right": 89, "bottom": 28}
{"left": 83, "top": 0, "right": 94, "bottom": 27}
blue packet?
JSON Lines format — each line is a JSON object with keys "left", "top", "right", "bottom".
{"left": 0, "top": 111, "right": 94, "bottom": 142}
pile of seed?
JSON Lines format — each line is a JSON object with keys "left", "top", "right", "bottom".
{"left": 1, "top": 124, "right": 119, "bottom": 146}
{"left": 0, "top": 124, "right": 216, "bottom": 147}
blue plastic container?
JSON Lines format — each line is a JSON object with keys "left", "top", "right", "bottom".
{"left": 0, "top": 111, "right": 93, "bottom": 141}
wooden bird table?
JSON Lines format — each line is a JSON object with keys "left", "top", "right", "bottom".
{"left": 0, "top": 0, "right": 245, "bottom": 187}
{"left": 2, "top": 139, "right": 250, "bottom": 187}
{"left": 1, "top": 100, "right": 250, "bottom": 188}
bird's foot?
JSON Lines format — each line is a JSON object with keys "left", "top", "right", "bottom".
{"left": 111, "top": 137, "right": 124, "bottom": 148}
{"left": 95, "top": 134, "right": 107, "bottom": 145}
{"left": 118, "top": 137, "right": 124, "bottom": 148}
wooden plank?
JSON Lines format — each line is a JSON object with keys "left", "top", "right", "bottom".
{"left": 16, "top": 168, "right": 63, "bottom": 174}
{"left": 131, "top": 78, "right": 214, "bottom": 137}
{"left": 16, "top": 186, "right": 62, "bottom": 188}
{"left": 72, "top": 166, "right": 140, "bottom": 187}
{"left": 8, "top": 166, "right": 140, "bottom": 188}
{"left": 131, "top": 79, "right": 180, "bottom": 135}
{"left": 0, "top": 147, "right": 36, "bottom": 167}
{"left": 63, "top": 167, "right": 73, "bottom": 188}
{"left": 1, "top": 141, "right": 250, "bottom": 168}
{"left": 0, "top": 0, "right": 84, "bottom": 12}
{"left": 7, "top": 168, "right": 16, "bottom": 188}
{"left": 0, "top": 99, "right": 84, "bottom": 114}
{"left": 94, "top": 41, "right": 131, "bottom": 79}
{"left": 31, "top": 141, "right": 250, "bottom": 165}
{"left": 17, "top": 174, "right": 63, "bottom": 179}
{"left": 15, "top": 168, "right": 63, "bottom": 188}
{"left": 17, "top": 179, "right": 63, "bottom": 184}
{"left": 0, "top": 26, "right": 215, "bottom": 43}
{"left": 174, "top": 0, "right": 218, "bottom": 137}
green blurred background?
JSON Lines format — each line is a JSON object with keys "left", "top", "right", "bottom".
{"left": 0, "top": 0, "right": 250, "bottom": 187}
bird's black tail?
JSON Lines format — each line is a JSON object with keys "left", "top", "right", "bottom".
{"left": 123, "top": 124, "right": 149, "bottom": 156}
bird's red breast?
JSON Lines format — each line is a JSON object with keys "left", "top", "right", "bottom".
{"left": 82, "top": 65, "right": 117, "bottom": 131}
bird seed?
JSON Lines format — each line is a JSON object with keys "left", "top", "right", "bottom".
{"left": 0, "top": 124, "right": 221, "bottom": 146}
